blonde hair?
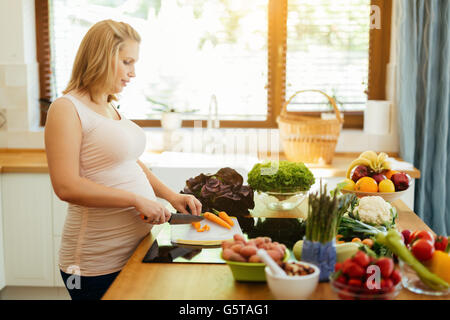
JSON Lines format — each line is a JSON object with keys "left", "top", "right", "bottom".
{"left": 63, "top": 19, "right": 141, "bottom": 103}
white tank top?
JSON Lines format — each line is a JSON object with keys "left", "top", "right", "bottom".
{"left": 57, "top": 94, "right": 154, "bottom": 276}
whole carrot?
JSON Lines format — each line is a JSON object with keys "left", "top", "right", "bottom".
{"left": 204, "top": 212, "right": 231, "bottom": 229}
{"left": 212, "top": 209, "right": 234, "bottom": 226}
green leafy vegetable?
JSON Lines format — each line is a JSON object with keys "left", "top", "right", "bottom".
{"left": 247, "top": 161, "right": 315, "bottom": 193}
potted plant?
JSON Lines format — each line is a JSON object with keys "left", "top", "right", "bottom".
{"left": 146, "top": 96, "right": 198, "bottom": 131}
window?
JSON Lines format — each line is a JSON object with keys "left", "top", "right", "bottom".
{"left": 36, "top": 0, "right": 391, "bottom": 128}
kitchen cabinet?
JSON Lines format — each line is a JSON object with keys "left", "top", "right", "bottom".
{"left": 1, "top": 173, "right": 54, "bottom": 286}
{"left": 0, "top": 175, "right": 5, "bottom": 290}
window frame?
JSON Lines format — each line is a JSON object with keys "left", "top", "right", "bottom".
{"left": 36, "top": 0, "right": 391, "bottom": 129}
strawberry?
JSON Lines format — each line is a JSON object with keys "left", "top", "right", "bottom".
{"left": 348, "top": 279, "right": 363, "bottom": 287}
{"left": 336, "top": 275, "right": 348, "bottom": 285}
{"left": 376, "top": 257, "right": 394, "bottom": 278}
{"left": 343, "top": 262, "right": 365, "bottom": 278}
{"left": 401, "top": 229, "right": 412, "bottom": 245}
{"left": 390, "top": 269, "right": 402, "bottom": 286}
{"left": 334, "top": 262, "right": 343, "bottom": 272}
{"left": 381, "top": 278, "right": 394, "bottom": 292}
{"left": 352, "top": 250, "right": 370, "bottom": 268}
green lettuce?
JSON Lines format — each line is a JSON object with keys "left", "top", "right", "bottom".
{"left": 247, "top": 161, "right": 315, "bottom": 193}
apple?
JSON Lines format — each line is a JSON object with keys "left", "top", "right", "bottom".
{"left": 351, "top": 165, "right": 369, "bottom": 183}
{"left": 371, "top": 173, "right": 387, "bottom": 184}
{"left": 391, "top": 172, "right": 410, "bottom": 191}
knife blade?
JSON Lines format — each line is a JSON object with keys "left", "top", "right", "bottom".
{"left": 140, "top": 212, "right": 204, "bottom": 224}
{"left": 168, "top": 213, "right": 204, "bottom": 224}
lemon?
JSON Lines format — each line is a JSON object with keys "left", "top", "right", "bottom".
{"left": 379, "top": 179, "right": 395, "bottom": 193}
{"left": 341, "top": 178, "right": 356, "bottom": 191}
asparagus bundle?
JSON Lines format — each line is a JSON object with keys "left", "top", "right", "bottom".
{"left": 305, "top": 181, "right": 355, "bottom": 243}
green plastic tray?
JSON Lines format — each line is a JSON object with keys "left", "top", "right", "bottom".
{"left": 223, "top": 251, "right": 290, "bottom": 282}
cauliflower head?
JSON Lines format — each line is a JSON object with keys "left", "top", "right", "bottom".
{"left": 354, "top": 196, "right": 393, "bottom": 225}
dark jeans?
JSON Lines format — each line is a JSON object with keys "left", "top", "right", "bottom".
{"left": 60, "top": 269, "right": 121, "bottom": 300}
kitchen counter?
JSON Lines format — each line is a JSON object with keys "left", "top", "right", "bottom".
{"left": 0, "top": 149, "right": 421, "bottom": 178}
{"left": 102, "top": 200, "right": 446, "bottom": 300}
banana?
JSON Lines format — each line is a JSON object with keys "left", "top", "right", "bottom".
{"left": 346, "top": 151, "right": 392, "bottom": 178}
{"left": 359, "top": 150, "right": 378, "bottom": 167}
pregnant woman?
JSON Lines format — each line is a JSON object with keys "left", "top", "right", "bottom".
{"left": 44, "top": 19, "right": 202, "bottom": 300}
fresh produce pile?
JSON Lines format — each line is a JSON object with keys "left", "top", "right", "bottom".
{"left": 221, "top": 234, "right": 286, "bottom": 264}
{"left": 247, "top": 160, "right": 315, "bottom": 193}
{"left": 331, "top": 250, "right": 402, "bottom": 299}
{"left": 342, "top": 150, "right": 410, "bottom": 193}
{"left": 181, "top": 167, "right": 254, "bottom": 217}
{"left": 281, "top": 262, "right": 315, "bottom": 276}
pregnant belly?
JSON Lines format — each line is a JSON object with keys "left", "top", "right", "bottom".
{"left": 83, "top": 160, "right": 156, "bottom": 200}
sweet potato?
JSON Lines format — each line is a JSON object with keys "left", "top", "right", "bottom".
{"left": 248, "top": 255, "right": 262, "bottom": 263}
{"left": 230, "top": 243, "right": 244, "bottom": 253}
{"left": 240, "top": 245, "right": 257, "bottom": 258}
{"left": 228, "top": 252, "right": 246, "bottom": 262}
{"left": 222, "top": 249, "right": 234, "bottom": 260}
{"left": 266, "top": 249, "right": 283, "bottom": 261}
{"left": 221, "top": 240, "right": 234, "bottom": 250}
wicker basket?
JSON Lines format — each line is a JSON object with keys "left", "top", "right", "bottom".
{"left": 277, "top": 90, "right": 343, "bottom": 165}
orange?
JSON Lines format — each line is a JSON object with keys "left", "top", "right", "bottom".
{"left": 379, "top": 179, "right": 395, "bottom": 193}
{"left": 385, "top": 170, "right": 399, "bottom": 180}
{"left": 355, "top": 177, "right": 378, "bottom": 192}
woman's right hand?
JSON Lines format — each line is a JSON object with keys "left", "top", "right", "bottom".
{"left": 134, "top": 195, "right": 171, "bottom": 225}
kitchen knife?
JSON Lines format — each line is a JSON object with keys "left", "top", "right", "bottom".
{"left": 140, "top": 212, "right": 204, "bottom": 224}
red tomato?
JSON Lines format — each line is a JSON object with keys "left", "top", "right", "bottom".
{"left": 411, "top": 239, "right": 435, "bottom": 261}
{"left": 434, "top": 235, "right": 449, "bottom": 252}
{"left": 410, "top": 230, "right": 434, "bottom": 245}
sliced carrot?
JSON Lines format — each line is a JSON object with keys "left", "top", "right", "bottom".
{"left": 352, "top": 237, "right": 362, "bottom": 243}
{"left": 336, "top": 234, "right": 343, "bottom": 240}
{"left": 199, "top": 224, "right": 210, "bottom": 232}
{"left": 192, "top": 222, "right": 201, "bottom": 230}
{"left": 204, "top": 224, "right": 210, "bottom": 231}
{"left": 203, "top": 212, "right": 231, "bottom": 229}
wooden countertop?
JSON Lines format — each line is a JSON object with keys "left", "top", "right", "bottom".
{"left": 0, "top": 149, "right": 421, "bottom": 178}
{"left": 102, "top": 200, "right": 446, "bottom": 300}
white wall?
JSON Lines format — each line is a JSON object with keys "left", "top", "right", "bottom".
{"left": 0, "top": 0, "right": 399, "bottom": 154}
{"left": 0, "top": 0, "right": 43, "bottom": 148}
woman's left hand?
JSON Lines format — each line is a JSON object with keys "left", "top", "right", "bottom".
{"left": 169, "top": 193, "right": 202, "bottom": 216}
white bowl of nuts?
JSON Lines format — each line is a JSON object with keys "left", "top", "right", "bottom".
{"left": 265, "top": 261, "right": 320, "bottom": 300}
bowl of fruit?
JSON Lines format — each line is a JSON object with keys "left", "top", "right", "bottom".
{"left": 340, "top": 151, "right": 411, "bottom": 202}
{"left": 221, "top": 234, "right": 289, "bottom": 282}
{"left": 330, "top": 251, "right": 402, "bottom": 300}
{"left": 399, "top": 230, "right": 450, "bottom": 296}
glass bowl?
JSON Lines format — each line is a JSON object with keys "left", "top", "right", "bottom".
{"left": 399, "top": 260, "right": 450, "bottom": 296}
{"left": 329, "top": 276, "right": 402, "bottom": 300}
{"left": 257, "top": 190, "right": 308, "bottom": 211}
